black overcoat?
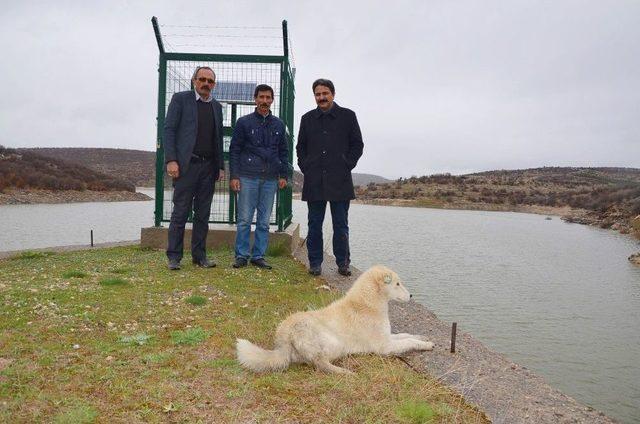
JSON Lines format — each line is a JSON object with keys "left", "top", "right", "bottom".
{"left": 296, "top": 103, "right": 364, "bottom": 201}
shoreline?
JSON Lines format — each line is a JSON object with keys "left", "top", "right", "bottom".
{"left": 0, "top": 189, "right": 151, "bottom": 205}
{"left": 291, "top": 245, "right": 617, "bottom": 423}
{"left": 293, "top": 192, "right": 640, "bottom": 239}
{"left": 0, "top": 241, "right": 625, "bottom": 421}
{"left": 355, "top": 197, "right": 639, "bottom": 239}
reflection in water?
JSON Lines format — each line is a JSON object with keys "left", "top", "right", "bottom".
{"left": 1, "top": 195, "right": 639, "bottom": 422}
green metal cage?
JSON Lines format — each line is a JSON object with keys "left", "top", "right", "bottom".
{"left": 151, "top": 17, "right": 295, "bottom": 231}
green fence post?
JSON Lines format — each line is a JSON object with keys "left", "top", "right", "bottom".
{"left": 228, "top": 104, "right": 238, "bottom": 224}
{"left": 152, "top": 17, "right": 166, "bottom": 227}
{"left": 151, "top": 18, "right": 294, "bottom": 229}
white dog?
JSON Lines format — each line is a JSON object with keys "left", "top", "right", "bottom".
{"left": 236, "top": 265, "right": 434, "bottom": 374}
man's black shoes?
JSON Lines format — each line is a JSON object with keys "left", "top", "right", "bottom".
{"left": 192, "top": 257, "right": 216, "bottom": 268}
{"left": 168, "top": 259, "right": 181, "bottom": 270}
{"left": 232, "top": 257, "right": 248, "bottom": 268}
{"left": 309, "top": 266, "right": 321, "bottom": 276}
{"left": 338, "top": 266, "right": 352, "bottom": 276}
{"left": 250, "top": 258, "right": 272, "bottom": 269}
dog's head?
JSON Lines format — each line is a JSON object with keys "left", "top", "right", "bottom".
{"left": 370, "top": 265, "right": 412, "bottom": 302}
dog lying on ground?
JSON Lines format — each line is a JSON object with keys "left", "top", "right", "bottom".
{"left": 236, "top": 265, "right": 434, "bottom": 374}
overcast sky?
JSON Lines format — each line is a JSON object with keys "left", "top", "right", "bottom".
{"left": 1, "top": 0, "right": 639, "bottom": 178}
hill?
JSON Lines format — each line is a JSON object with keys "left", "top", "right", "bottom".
{"left": 356, "top": 167, "right": 640, "bottom": 234}
{"left": 291, "top": 170, "right": 390, "bottom": 192}
{"left": 1, "top": 146, "right": 137, "bottom": 192}
{"left": 22, "top": 147, "right": 157, "bottom": 187}
{"left": 0, "top": 146, "right": 149, "bottom": 204}
{"left": 23, "top": 147, "right": 391, "bottom": 190}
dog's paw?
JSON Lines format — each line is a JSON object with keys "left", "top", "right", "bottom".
{"left": 418, "top": 341, "right": 434, "bottom": 351}
{"left": 412, "top": 334, "right": 430, "bottom": 342}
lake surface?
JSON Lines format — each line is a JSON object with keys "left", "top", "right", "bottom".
{"left": 1, "top": 192, "right": 639, "bottom": 422}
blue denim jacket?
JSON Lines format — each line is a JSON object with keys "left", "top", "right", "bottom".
{"left": 229, "top": 110, "right": 290, "bottom": 180}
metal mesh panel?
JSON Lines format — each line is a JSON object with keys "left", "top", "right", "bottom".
{"left": 152, "top": 17, "right": 294, "bottom": 230}
{"left": 162, "top": 60, "right": 283, "bottom": 224}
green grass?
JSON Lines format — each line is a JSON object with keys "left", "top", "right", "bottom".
{"left": 396, "top": 400, "right": 438, "bottom": 423}
{"left": 10, "top": 250, "right": 54, "bottom": 260}
{"left": 185, "top": 295, "right": 207, "bottom": 306}
{"left": 98, "top": 277, "right": 127, "bottom": 286}
{"left": 53, "top": 403, "right": 98, "bottom": 424}
{"left": 0, "top": 246, "right": 488, "bottom": 423}
{"left": 62, "top": 270, "right": 88, "bottom": 278}
{"left": 119, "top": 333, "right": 153, "bottom": 346}
{"left": 142, "top": 352, "right": 173, "bottom": 365}
{"left": 266, "top": 241, "right": 289, "bottom": 257}
{"left": 171, "top": 327, "right": 209, "bottom": 345}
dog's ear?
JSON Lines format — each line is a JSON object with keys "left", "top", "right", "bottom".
{"left": 383, "top": 274, "right": 392, "bottom": 285}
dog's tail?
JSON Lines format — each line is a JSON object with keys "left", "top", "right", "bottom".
{"left": 236, "top": 338, "right": 291, "bottom": 372}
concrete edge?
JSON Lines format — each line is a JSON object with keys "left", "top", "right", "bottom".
{"left": 0, "top": 233, "right": 617, "bottom": 422}
{"left": 0, "top": 240, "right": 140, "bottom": 260}
{"left": 290, "top": 244, "right": 616, "bottom": 424}
{"left": 140, "top": 223, "right": 300, "bottom": 255}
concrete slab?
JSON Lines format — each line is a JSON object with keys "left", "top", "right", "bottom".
{"left": 140, "top": 223, "right": 300, "bottom": 254}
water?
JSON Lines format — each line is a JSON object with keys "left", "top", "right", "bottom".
{"left": 0, "top": 193, "right": 639, "bottom": 422}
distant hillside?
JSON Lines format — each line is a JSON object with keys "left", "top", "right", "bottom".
{"left": 353, "top": 173, "right": 391, "bottom": 186}
{"left": 24, "top": 147, "right": 390, "bottom": 191}
{"left": 291, "top": 170, "right": 390, "bottom": 192}
{"left": 0, "top": 146, "right": 135, "bottom": 193}
{"left": 356, "top": 167, "right": 640, "bottom": 234}
{"left": 22, "top": 148, "right": 157, "bottom": 187}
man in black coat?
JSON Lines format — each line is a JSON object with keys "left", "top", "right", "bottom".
{"left": 164, "top": 66, "right": 225, "bottom": 270}
{"left": 296, "top": 79, "right": 364, "bottom": 276}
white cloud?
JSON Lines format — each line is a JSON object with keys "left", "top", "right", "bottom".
{"left": 1, "top": 0, "right": 638, "bottom": 178}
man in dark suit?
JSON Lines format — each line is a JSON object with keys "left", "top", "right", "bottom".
{"left": 296, "top": 79, "right": 364, "bottom": 277}
{"left": 164, "top": 66, "right": 225, "bottom": 270}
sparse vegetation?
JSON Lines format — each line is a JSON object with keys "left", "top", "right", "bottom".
{"left": 185, "top": 295, "right": 207, "bottom": 306}
{"left": 62, "top": 270, "right": 88, "bottom": 279}
{"left": 0, "top": 145, "right": 134, "bottom": 193}
{"left": 10, "top": 250, "right": 55, "bottom": 260}
{"left": 19, "top": 147, "right": 156, "bottom": 188}
{"left": 266, "top": 240, "right": 288, "bottom": 257}
{"left": 119, "top": 333, "right": 153, "bottom": 346}
{"left": 357, "top": 167, "right": 640, "bottom": 233}
{"left": 98, "top": 277, "right": 128, "bottom": 286}
{"left": 0, "top": 246, "right": 488, "bottom": 422}
{"left": 171, "top": 327, "right": 209, "bottom": 345}
{"left": 396, "top": 400, "right": 438, "bottom": 423}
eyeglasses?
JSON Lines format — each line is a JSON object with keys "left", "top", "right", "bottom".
{"left": 197, "top": 77, "right": 215, "bottom": 84}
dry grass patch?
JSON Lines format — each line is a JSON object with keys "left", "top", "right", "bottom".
{"left": 0, "top": 246, "right": 488, "bottom": 423}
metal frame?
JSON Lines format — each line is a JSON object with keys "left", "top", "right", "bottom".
{"left": 151, "top": 17, "right": 294, "bottom": 231}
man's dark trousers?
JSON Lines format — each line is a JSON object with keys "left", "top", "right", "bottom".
{"left": 167, "top": 157, "right": 215, "bottom": 262}
{"left": 307, "top": 200, "right": 350, "bottom": 268}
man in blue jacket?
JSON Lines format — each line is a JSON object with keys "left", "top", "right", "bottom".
{"left": 229, "top": 84, "right": 289, "bottom": 269}
{"left": 164, "top": 66, "right": 225, "bottom": 270}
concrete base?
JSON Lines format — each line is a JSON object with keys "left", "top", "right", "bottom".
{"left": 140, "top": 223, "right": 301, "bottom": 254}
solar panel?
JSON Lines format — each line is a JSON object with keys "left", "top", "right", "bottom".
{"left": 212, "top": 81, "right": 256, "bottom": 105}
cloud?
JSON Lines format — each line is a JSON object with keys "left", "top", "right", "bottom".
{"left": 1, "top": 0, "right": 638, "bottom": 178}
